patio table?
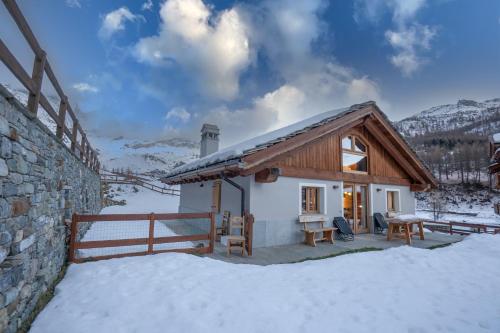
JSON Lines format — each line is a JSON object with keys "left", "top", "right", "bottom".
{"left": 385, "top": 218, "right": 425, "bottom": 245}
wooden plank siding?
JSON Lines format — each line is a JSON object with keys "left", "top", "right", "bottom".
{"left": 270, "top": 124, "right": 411, "bottom": 184}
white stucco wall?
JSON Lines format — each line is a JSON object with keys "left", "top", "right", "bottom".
{"left": 178, "top": 176, "right": 252, "bottom": 232}
{"left": 370, "top": 183, "right": 416, "bottom": 216}
{"left": 249, "top": 176, "right": 343, "bottom": 247}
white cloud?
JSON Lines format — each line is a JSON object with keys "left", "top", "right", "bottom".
{"left": 142, "top": 0, "right": 153, "bottom": 11}
{"left": 134, "top": 0, "right": 251, "bottom": 101}
{"left": 385, "top": 24, "right": 436, "bottom": 76}
{"left": 150, "top": 0, "right": 388, "bottom": 145}
{"left": 354, "top": 0, "right": 436, "bottom": 76}
{"left": 65, "top": 0, "right": 81, "bottom": 8}
{"left": 73, "top": 82, "right": 99, "bottom": 93}
{"left": 166, "top": 107, "right": 191, "bottom": 123}
{"left": 99, "top": 7, "right": 142, "bottom": 40}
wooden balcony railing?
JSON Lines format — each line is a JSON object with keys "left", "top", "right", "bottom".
{"left": 0, "top": 0, "right": 99, "bottom": 172}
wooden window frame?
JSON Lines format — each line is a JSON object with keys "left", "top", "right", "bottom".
{"left": 300, "top": 184, "right": 326, "bottom": 215}
{"left": 385, "top": 189, "right": 401, "bottom": 213}
{"left": 341, "top": 135, "right": 369, "bottom": 174}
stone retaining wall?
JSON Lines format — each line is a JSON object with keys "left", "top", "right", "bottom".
{"left": 0, "top": 86, "right": 101, "bottom": 332}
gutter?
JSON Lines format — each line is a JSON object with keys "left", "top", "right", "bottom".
{"left": 220, "top": 172, "right": 245, "bottom": 217}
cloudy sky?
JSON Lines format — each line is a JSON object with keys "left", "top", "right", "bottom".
{"left": 1, "top": 0, "right": 499, "bottom": 146}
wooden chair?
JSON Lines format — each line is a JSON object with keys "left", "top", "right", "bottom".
{"left": 216, "top": 210, "right": 230, "bottom": 241}
{"left": 226, "top": 216, "right": 246, "bottom": 256}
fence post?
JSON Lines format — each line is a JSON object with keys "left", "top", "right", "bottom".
{"left": 148, "top": 213, "right": 155, "bottom": 254}
{"left": 56, "top": 96, "right": 67, "bottom": 139}
{"left": 27, "top": 50, "right": 46, "bottom": 115}
{"left": 71, "top": 120, "right": 78, "bottom": 152}
{"left": 208, "top": 212, "right": 215, "bottom": 253}
{"left": 68, "top": 213, "right": 78, "bottom": 262}
{"left": 244, "top": 211, "right": 254, "bottom": 256}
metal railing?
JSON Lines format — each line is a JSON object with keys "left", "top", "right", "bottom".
{"left": 0, "top": 0, "right": 99, "bottom": 172}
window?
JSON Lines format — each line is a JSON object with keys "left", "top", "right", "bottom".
{"left": 342, "top": 135, "right": 368, "bottom": 173}
{"left": 301, "top": 187, "right": 319, "bottom": 214}
{"left": 212, "top": 181, "right": 221, "bottom": 213}
{"left": 386, "top": 190, "right": 400, "bottom": 212}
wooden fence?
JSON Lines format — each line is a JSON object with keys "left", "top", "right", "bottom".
{"left": 423, "top": 220, "right": 500, "bottom": 235}
{"left": 0, "top": 0, "right": 99, "bottom": 172}
{"left": 69, "top": 212, "right": 215, "bottom": 263}
{"left": 100, "top": 172, "right": 180, "bottom": 196}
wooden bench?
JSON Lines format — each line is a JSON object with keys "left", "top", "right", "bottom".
{"left": 298, "top": 215, "right": 336, "bottom": 247}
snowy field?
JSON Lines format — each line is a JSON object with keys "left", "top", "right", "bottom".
{"left": 30, "top": 234, "right": 500, "bottom": 333}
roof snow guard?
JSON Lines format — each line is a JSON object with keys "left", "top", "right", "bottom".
{"left": 162, "top": 101, "right": 437, "bottom": 188}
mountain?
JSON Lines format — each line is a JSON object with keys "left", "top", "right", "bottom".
{"left": 395, "top": 98, "right": 500, "bottom": 137}
{"left": 2, "top": 84, "right": 199, "bottom": 175}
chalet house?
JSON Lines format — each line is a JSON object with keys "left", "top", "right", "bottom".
{"left": 489, "top": 133, "right": 500, "bottom": 190}
{"left": 162, "top": 102, "right": 437, "bottom": 247}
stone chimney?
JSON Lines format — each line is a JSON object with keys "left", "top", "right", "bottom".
{"left": 200, "top": 123, "right": 219, "bottom": 157}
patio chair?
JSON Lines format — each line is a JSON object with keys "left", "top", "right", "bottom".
{"left": 216, "top": 210, "right": 230, "bottom": 240}
{"left": 373, "top": 213, "right": 388, "bottom": 234}
{"left": 333, "top": 217, "right": 354, "bottom": 241}
{"left": 226, "top": 216, "right": 246, "bottom": 256}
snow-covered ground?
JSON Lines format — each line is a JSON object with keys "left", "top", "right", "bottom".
{"left": 31, "top": 234, "right": 500, "bottom": 333}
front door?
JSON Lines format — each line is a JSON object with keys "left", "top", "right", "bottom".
{"left": 343, "top": 183, "right": 369, "bottom": 233}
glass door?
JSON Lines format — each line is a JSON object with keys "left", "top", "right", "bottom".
{"left": 343, "top": 183, "right": 369, "bottom": 234}
{"left": 343, "top": 184, "right": 354, "bottom": 230}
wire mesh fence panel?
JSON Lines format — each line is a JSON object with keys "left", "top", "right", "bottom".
{"left": 71, "top": 213, "right": 214, "bottom": 262}
{"left": 154, "top": 218, "right": 211, "bottom": 252}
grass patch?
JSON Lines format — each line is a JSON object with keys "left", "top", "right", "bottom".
{"left": 18, "top": 263, "right": 68, "bottom": 333}
{"left": 427, "top": 242, "right": 454, "bottom": 250}
{"left": 290, "top": 247, "right": 384, "bottom": 263}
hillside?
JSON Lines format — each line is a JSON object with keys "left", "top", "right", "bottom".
{"left": 396, "top": 98, "right": 500, "bottom": 137}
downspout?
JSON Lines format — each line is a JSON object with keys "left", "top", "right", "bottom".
{"left": 220, "top": 172, "right": 245, "bottom": 217}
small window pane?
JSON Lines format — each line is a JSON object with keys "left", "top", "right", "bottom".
{"left": 342, "top": 136, "right": 352, "bottom": 150}
{"left": 354, "top": 139, "right": 366, "bottom": 152}
{"left": 342, "top": 153, "right": 368, "bottom": 172}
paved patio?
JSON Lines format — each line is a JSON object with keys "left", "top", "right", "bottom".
{"left": 206, "top": 232, "right": 464, "bottom": 265}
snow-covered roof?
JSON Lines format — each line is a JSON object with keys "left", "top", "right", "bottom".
{"left": 493, "top": 133, "right": 500, "bottom": 144}
{"left": 166, "top": 102, "right": 374, "bottom": 177}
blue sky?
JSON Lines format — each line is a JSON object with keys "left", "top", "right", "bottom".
{"left": 1, "top": 0, "right": 499, "bottom": 145}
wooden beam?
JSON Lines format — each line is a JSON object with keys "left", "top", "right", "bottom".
{"left": 71, "top": 120, "right": 78, "bottom": 152}
{"left": 364, "top": 118, "right": 426, "bottom": 185}
{"left": 369, "top": 109, "right": 437, "bottom": 187}
{"left": 255, "top": 168, "right": 281, "bottom": 183}
{"left": 56, "top": 96, "right": 67, "bottom": 139}
{"left": 0, "top": 39, "right": 36, "bottom": 93}
{"left": 27, "top": 50, "right": 46, "bottom": 115}
{"left": 279, "top": 166, "right": 411, "bottom": 186}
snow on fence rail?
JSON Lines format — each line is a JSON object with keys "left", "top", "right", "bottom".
{"left": 423, "top": 220, "right": 500, "bottom": 235}
{"left": 69, "top": 212, "right": 215, "bottom": 263}
{"left": 0, "top": 0, "right": 99, "bottom": 172}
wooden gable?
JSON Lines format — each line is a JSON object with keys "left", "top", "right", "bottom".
{"left": 270, "top": 124, "right": 412, "bottom": 185}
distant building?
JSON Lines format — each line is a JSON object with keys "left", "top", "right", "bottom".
{"left": 489, "top": 133, "right": 500, "bottom": 191}
{"left": 162, "top": 102, "right": 437, "bottom": 247}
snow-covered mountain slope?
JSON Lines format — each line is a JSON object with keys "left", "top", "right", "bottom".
{"left": 95, "top": 136, "right": 198, "bottom": 175}
{"left": 2, "top": 84, "right": 199, "bottom": 175}
{"left": 395, "top": 98, "right": 500, "bottom": 137}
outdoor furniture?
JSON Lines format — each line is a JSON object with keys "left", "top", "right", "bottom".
{"left": 373, "top": 213, "right": 388, "bottom": 234}
{"left": 216, "top": 210, "right": 230, "bottom": 241}
{"left": 226, "top": 216, "right": 246, "bottom": 256}
{"left": 298, "top": 215, "right": 336, "bottom": 247}
{"left": 386, "top": 218, "right": 425, "bottom": 245}
{"left": 333, "top": 217, "right": 354, "bottom": 241}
